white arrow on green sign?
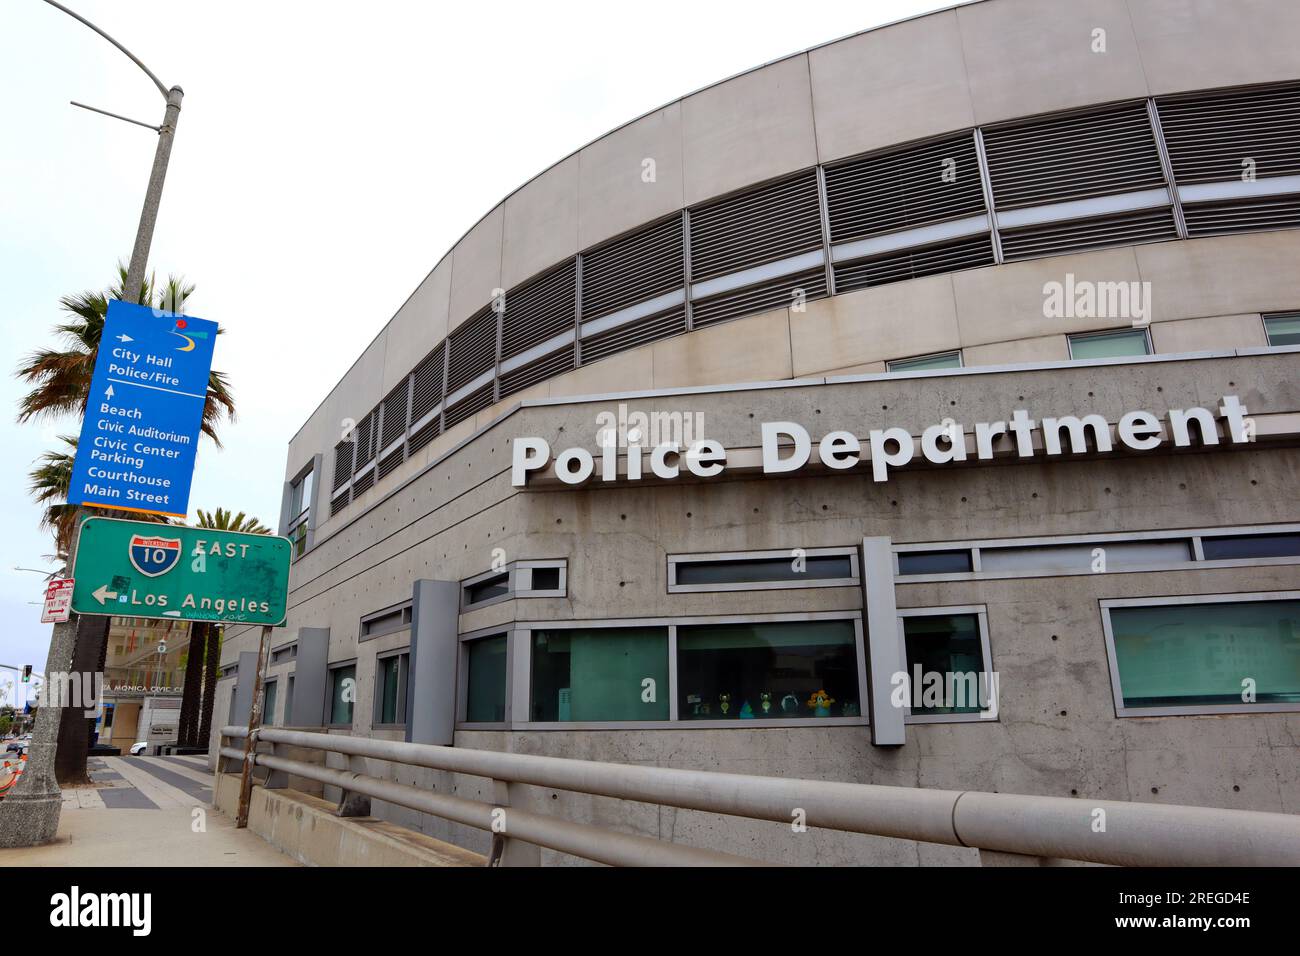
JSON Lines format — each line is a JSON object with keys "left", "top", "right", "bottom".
{"left": 70, "top": 516, "right": 291, "bottom": 626}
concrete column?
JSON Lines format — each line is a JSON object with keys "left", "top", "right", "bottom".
{"left": 406, "top": 580, "right": 460, "bottom": 746}
{"left": 289, "top": 628, "right": 330, "bottom": 727}
{"left": 861, "top": 536, "right": 906, "bottom": 747}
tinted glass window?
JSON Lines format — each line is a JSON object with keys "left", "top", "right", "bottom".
{"left": 1201, "top": 534, "right": 1300, "bottom": 561}
{"left": 531, "top": 628, "right": 668, "bottom": 722}
{"left": 897, "top": 550, "right": 973, "bottom": 575}
{"left": 466, "top": 635, "right": 508, "bottom": 722}
{"left": 676, "top": 555, "right": 853, "bottom": 586}
{"left": 901, "top": 614, "right": 988, "bottom": 715}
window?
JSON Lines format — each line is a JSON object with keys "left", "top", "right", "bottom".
{"left": 360, "top": 603, "right": 412, "bottom": 641}
{"left": 374, "top": 652, "right": 409, "bottom": 725}
{"left": 897, "top": 550, "right": 973, "bottom": 575}
{"left": 286, "top": 466, "right": 314, "bottom": 559}
{"left": 529, "top": 566, "right": 561, "bottom": 592}
{"left": 1201, "top": 533, "right": 1300, "bottom": 561}
{"left": 669, "top": 548, "right": 858, "bottom": 593}
{"left": 676, "top": 620, "right": 860, "bottom": 720}
{"left": 1067, "top": 328, "right": 1151, "bottom": 360}
{"left": 262, "top": 680, "right": 278, "bottom": 726}
{"left": 463, "top": 572, "right": 509, "bottom": 609}
{"left": 465, "top": 635, "right": 507, "bottom": 723}
{"left": 898, "top": 610, "right": 993, "bottom": 719}
{"left": 531, "top": 627, "right": 669, "bottom": 722}
{"left": 327, "top": 663, "right": 356, "bottom": 726}
{"left": 1104, "top": 596, "right": 1300, "bottom": 715}
{"left": 284, "top": 675, "right": 295, "bottom": 726}
{"left": 980, "top": 540, "right": 1190, "bottom": 573}
{"left": 1264, "top": 313, "right": 1300, "bottom": 347}
{"left": 887, "top": 350, "right": 962, "bottom": 372}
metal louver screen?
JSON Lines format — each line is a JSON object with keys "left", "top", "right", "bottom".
{"left": 983, "top": 102, "right": 1166, "bottom": 209}
{"left": 408, "top": 414, "right": 441, "bottom": 455}
{"left": 500, "top": 348, "right": 574, "bottom": 399}
{"left": 825, "top": 133, "right": 985, "bottom": 243}
{"left": 1182, "top": 196, "right": 1300, "bottom": 237}
{"left": 380, "top": 380, "right": 408, "bottom": 449}
{"left": 329, "top": 489, "right": 350, "bottom": 517}
{"left": 502, "top": 260, "right": 576, "bottom": 358}
{"left": 351, "top": 469, "right": 375, "bottom": 497}
{"left": 1157, "top": 84, "right": 1300, "bottom": 184}
{"left": 446, "top": 306, "right": 497, "bottom": 394}
{"left": 410, "top": 342, "right": 444, "bottom": 423}
{"left": 580, "top": 308, "right": 685, "bottom": 364}
{"left": 689, "top": 171, "right": 822, "bottom": 281}
{"left": 581, "top": 217, "right": 684, "bottom": 320}
{"left": 834, "top": 235, "right": 995, "bottom": 293}
{"left": 692, "top": 268, "right": 827, "bottom": 329}
{"left": 377, "top": 446, "right": 405, "bottom": 480}
{"left": 332, "top": 440, "right": 353, "bottom": 491}
{"left": 352, "top": 411, "right": 375, "bottom": 471}
{"left": 443, "top": 382, "right": 494, "bottom": 429}
{"left": 999, "top": 207, "right": 1177, "bottom": 261}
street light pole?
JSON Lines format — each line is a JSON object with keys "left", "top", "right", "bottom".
{"left": 0, "top": 0, "right": 184, "bottom": 850}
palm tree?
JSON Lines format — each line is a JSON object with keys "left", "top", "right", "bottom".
{"left": 182, "top": 508, "right": 272, "bottom": 750}
{"left": 15, "top": 267, "right": 235, "bottom": 445}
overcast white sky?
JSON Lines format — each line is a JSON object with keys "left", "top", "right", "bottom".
{"left": 0, "top": 0, "right": 951, "bottom": 705}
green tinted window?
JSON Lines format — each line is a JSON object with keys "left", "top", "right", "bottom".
{"left": 1264, "top": 315, "right": 1300, "bottom": 347}
{"left": 329, "top": 664, "right": 355, "bottom": 725}
{"left": 263, "top": 680, "right": 278, "bottom": 726}
{"left": 466, "top": 635, "right": 508, "bottom": 722}
{"left": 377, "top": 655, "right": 402, "bottom": 724}
{"left": 676, "top": 620, "right": 859, "bottom": 720}
{"left": 1111, "top": 600, "right": 1300, "bottom": 708}
{"left": 901, "top": 614, "right": 987, "bottom": 714}
{"left": 1069, "top": 329, "right": 1150, "bottom": 359}
{"left": 531, "top": 628, "right": 668, "bottom": 721}
{"left": 888, "top": 351, "right": 962, "bottom": 372}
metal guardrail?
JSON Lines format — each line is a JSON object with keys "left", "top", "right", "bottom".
{"left": 219, "top": 725, "right": 1300, "bottom": 867}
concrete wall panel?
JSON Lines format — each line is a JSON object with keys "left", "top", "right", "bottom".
{"left": 502, "top": 155, "right": 580, "bottom": 290}
{"left": 578, "top": 105, "right": 684, "bottom": 250}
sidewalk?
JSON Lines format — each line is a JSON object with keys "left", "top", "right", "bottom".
{"left": 1, "top": 755, "right": 297, "bottom": 867}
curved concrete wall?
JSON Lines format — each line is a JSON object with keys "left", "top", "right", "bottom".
{"left": 289, "top": 0, "right": 1300, "bottom": 533}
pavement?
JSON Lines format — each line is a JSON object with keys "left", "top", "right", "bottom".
{"left": 1, "top": 754, "right": 298, "bottom": 866}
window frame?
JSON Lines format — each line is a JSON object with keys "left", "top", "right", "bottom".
{"left": 500, "top": 611, "right": 869, "bottom": 731}
{"left": 895, "top": 605, "right": 996, "bottom": 725}
{"left": 371, "top": 647, "right": 410, "bottom": 728}
{"left": 892, "top": 523, "right": 1300, "bottom": 583}
{"left": 325, "top": 658, "right": 358, "bottom": 729}
{"left": 285, "top": 463, "right": 314, "bottom": 560}
{"left": 456, "top": 627, "right": 513, "bottom": 729}
{"left": 261, "top": 677, "right": 279, "bottom": 726}
{"left": 461, "top": 559, "right": 568, "bottom": 611}
{"left": 886, "top": 349, "right": 964, "bottom": 373}
{"left": 359, "top": 601, "right": 413, "bottom": 642}
{"left": 1262, "top": 312, "right": 1300, "bottom": 348}
{"left": 1100, "top": 591, "right": 1300, "bottom": 718}
{"left": 667, "top": 547, "right": 860, "bottom": 594}
{"left": 1066, "top": 326, "right": 1152, "bottom": 360}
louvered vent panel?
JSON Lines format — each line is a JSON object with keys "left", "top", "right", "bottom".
{"left": 691, "top": 268, "right": 827, "bottom": 330}
{"left": 1157, "top": 84, "right": 1300, "bottom": 185}
{"left": 825, "top": 134, "right": 985, "bottom": 243}
{"left": 834, "top": 235, "right": 995, "bottom": 293}
{"left": 580, "top": 309, "right": 686, "bottom": 364}
{"left": 410, "top": 343, "right": 444, "bottom": 422}
{"left": 329, "top": 489, "right": 350, "bottom": 517}
{"left": 332, "top": 441, "right": 353, "bottom": 491}
{"left": 983, "top": 102, "right": 1166, "bottom": 209}
{"left": 443, "top": 382, "right": 495, "bottom": 428}
{"left": 351, "top": 470, "right": 375, "bottom": 498}
{"left": 380, "top": 380, "right": 408, "bottom": 448}
{"left": 352, "top": 411, "right": 375, "bottom": 471}
{"left": 377, "top": 446, "right": 405, "bottom": 481}
{"left": 581, "top": 217, "right": 684, "bottom": 320}
{"left": 446, "top": 307, "right": 497, "bottom": 394}
{"left": 1000, "top": 208, "right": 1177, "bottom": 261}
{"left": 500, "top": 347, "right": 575, "bottom": 399}
{"left": 408, "top": 415, "right": 441, "bottom": 456}
{"left": 689, "top": 171, "right": 823, "bottom": 281}
{"left": 1182, "top": 196, "right": 1300, "bottom": 237}
{"left": 502, "top": 261, "right": 576, "bottom": 358}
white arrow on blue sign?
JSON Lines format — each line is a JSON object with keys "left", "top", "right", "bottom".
{"left": 67, "top": 299, "right": 218, "bottom": 518}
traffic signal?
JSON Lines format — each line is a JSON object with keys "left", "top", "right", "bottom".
{"left": 21, "top": 665, "right": 31, "bottom": 683}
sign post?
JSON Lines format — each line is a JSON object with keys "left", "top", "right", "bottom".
{"left": 71, "top": 517, "right": 291, "bottom": 626}
{"left": 67, "top": 298, "right": 217, "bottom": 519}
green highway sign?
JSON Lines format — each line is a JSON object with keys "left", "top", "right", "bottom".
{"left": 70, "top": 516, "right": 291, "bottom": 626}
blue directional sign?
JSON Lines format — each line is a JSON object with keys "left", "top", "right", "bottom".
{"left": 67, "top": 299, "right": 217, "bottom": 518}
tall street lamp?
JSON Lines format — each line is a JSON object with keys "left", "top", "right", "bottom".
{"left": 0, "top": 0, "right": 185, "bottom": 849}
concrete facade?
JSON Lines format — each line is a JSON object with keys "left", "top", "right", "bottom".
{"left": 218, "top": 0, "right": 1300, "bottom": 865}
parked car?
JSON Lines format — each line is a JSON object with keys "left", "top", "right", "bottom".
{"left": 129, "top": 741, "right": 148, "bottom": 756}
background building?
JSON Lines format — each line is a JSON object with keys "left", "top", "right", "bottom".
{"left": 217, "top": 0, "right": 1300, "bottom": 865}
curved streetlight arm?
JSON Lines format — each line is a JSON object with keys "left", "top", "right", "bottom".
{"left": 41, "top": 0, "right": 170, "bottom": 99}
